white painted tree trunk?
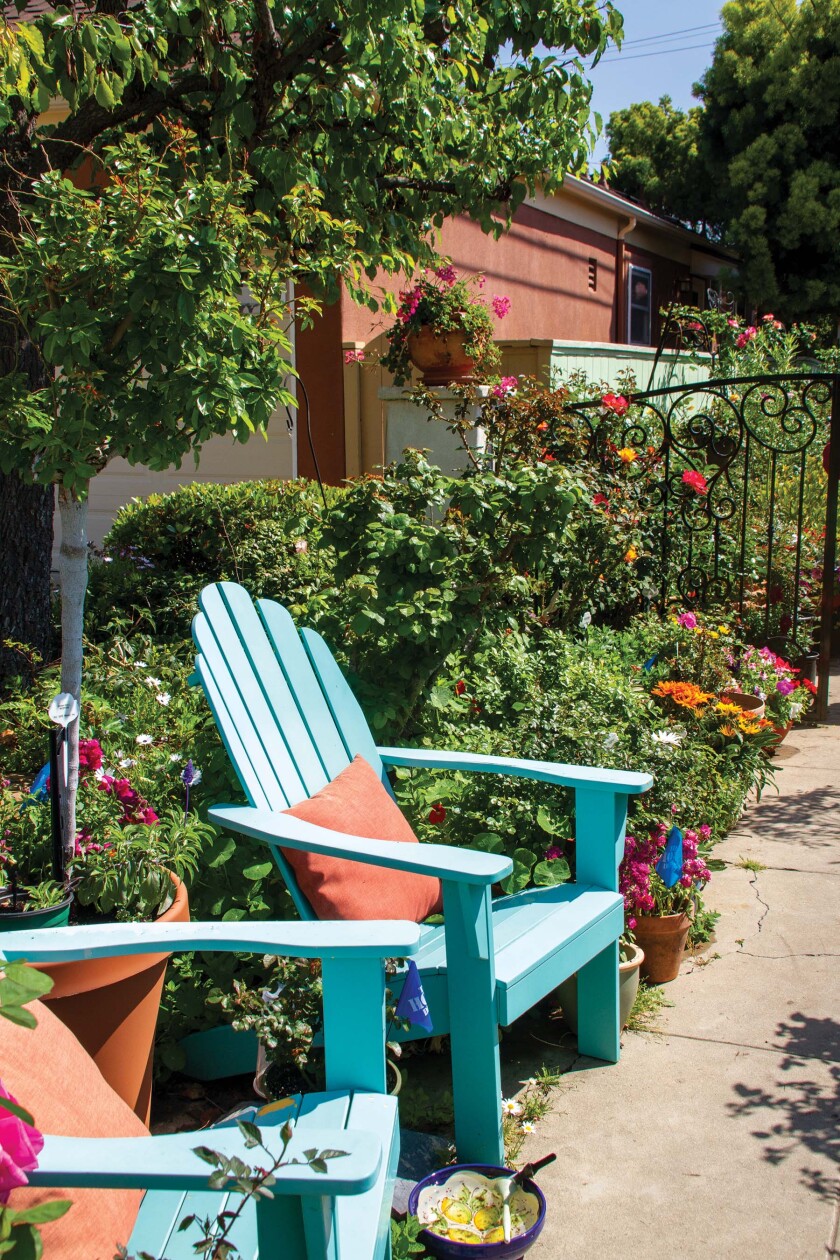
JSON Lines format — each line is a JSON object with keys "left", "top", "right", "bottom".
{"left": 57, "top": 485, "right": 89, "bottom": 863}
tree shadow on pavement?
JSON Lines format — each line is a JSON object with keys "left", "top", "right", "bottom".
{"left": 740, "top": 786, "right": 840, "bottom": 854}
{"left": 728, "top": 1010, "right": 839, "bottom": 1200}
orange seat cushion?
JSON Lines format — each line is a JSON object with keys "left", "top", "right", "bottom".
{"left": 2, "top": 998, "right": 147, "bottom": 1260}
{"left": 282, "top": 755, "right": 443, "bottom": 921}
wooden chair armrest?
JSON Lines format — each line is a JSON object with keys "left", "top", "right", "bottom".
{"left": 0, "top": 920, "right": 422, "bottom": 964}
{"left": 209, "top": 805, "right": 513, "bottom": 885}
{"left": 377, "top": 747, "right": 652, "bottom": 794}
{"left": 30, "top": 1127, "right": 381, "bottom": 1196}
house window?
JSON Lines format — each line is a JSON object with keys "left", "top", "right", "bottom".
{"left": 588, "top": 258, "right": 597, "bottom": 291}
{"left": 627, "top": 265, "right": 652, "bottom": 344}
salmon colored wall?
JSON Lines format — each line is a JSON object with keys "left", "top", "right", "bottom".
{"left": 295, "top": 300, "right": 346, "bottom": 484}
{"left": 340, "top": 204, "right": 617, "bottom": 346}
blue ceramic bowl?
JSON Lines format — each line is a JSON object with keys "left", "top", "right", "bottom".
{"left": 407, "top": 1163, "right": 547, "bottom": 1260}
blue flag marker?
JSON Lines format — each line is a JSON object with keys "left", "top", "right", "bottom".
{"left": 394, "top": 960, "right": 434, "bottom": 1032}
{"left": 643, "top": 653, "right": 658, "bottom": 672}
{"left": 656, "top": 826, "right": 684, "bottom": 888}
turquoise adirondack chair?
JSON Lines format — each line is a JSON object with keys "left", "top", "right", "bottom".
{"left": 192, "top": 582, "right": 653, "bottom": 1165}
{"left": 0, "top": 918, "right": 421, "bottom": 1260}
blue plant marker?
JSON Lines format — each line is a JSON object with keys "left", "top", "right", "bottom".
{"left": 656, "top": 826, "right": 684, "bottom": 888}
{"left": 643, "top": 653, "right": 658, "bottom": 672}
{"left": 28, "top": 762, "right": 50, "bottom": 802}
{"left": 394, "top": 959, "right": 433, "bottom": 1032}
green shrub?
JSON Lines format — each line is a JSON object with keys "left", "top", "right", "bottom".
{"left": 86, "top": 478, "right": 344, "bottom": 644}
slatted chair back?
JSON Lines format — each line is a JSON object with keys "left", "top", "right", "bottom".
{"left": 191, "top": 582, "right": 388, "bottom": 918}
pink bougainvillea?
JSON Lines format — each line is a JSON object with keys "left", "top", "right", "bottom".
{"left": 491, "top": 295, "right": 511, "bottom": 319}
{"left": 491, "top": 375, "right": 518, "bottom": 398}
{"left": 0, "top": 1081, "right": 43, "bottom": 1203}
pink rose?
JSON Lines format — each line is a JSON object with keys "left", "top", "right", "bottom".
{"left": 0, "top": 1081, "right": 43, "bottom": 1203}
{"left": 677, "top": 612, "right": 698, "bottom": 629}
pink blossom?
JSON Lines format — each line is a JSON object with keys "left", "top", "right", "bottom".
{"left": 727, "top": 318, "right": 740, "bottom": 327}
{"left": 0, "top": 1081, "right": 43, "bottom": 1203}
{"left": 682, "top": 469, "right": 708, "bottom": 495}
{"left": 344, "top": 349, "right": 365, "bottom": 364}
{"left": 491, "top": 375, "right": 518, "bottom": 398}
{"left": 735, "top": 326, "right": 757, "bottom": 348}
{"left": 761, "top": 313, "right": 775, "bottom": 321}
{"left": 491, "top": 295, "right": 511, "bottom": 319}
{"left": 435, "top": 264, "right": 458, "bottom": 285}
{"left": 544, "top": 845, "right": 564, "bottom": 861}
{"left": 677, "top": 612, "right": 698, "bottom": 629}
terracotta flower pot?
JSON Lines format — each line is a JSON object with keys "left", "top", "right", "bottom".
{"left": 555, "top": 941, "right": 646, "bottom": 1032}
{"left": 765, "top": 720, "right": 794, "bottom": 753}
{"left": 36, "top": 874, "right": 189, "bottom": 1124}
{"left": 632, "top": 912, "right": 691, "bottom": 984}
{"left": 406, "top": 325, "right": 475, "bottom": 386}
{"left": 719, "top": 688, "right": 766, "bottom": 720}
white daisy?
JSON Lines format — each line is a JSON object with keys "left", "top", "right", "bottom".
{"left": 146, "top": 676, "right": 162, "bottom": 689}
{"left": 135, "top": 662, "right": 148, "bottom": 669}
{"left": 135, "top": 734, "right": 153, "bottom": 745}
{"left": 119, "top": 758, "right": 136, "bottom": 769}
{"left": 652, "top": 730, "right": 683, "bottom": 746}
{"left": 501, "top": 1098, "right": 523, "bottom": 1117}
{"left": 520, "top": 1121, "right": 536, "bottom": 1134}
{"left": 169, "top": 753, "right": 182, "bottom": 763}
{"left": 156, "top": 692, "right": 171, "bottom": 706}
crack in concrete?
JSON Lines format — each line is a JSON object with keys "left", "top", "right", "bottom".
{"left": 750, "top": 870, "right": 771, "bottom": 934}
{"left": 736, "top": 951, "right": 840, "bottom": 960}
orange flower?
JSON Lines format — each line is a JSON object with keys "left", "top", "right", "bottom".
{"left": 618, "top": 447, "right": 637, "bottom": 463}
{"left": 652, "top": 680, "right": 713, "bottom": 712}
{"left": 624, "top": 545, "right": 638, "bottom": 563}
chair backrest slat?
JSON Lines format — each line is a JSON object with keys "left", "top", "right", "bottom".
{"left": 257, "top": 599, "right": 352, "bottom": 785}
{"left": 194, "top": 614, "right": 292, "bottom": 811}
{"left": 299, "top": 628, "right": 391, "bottom": 792}
{"left": 195, "top": 658, "right": 274, "bottom": 812}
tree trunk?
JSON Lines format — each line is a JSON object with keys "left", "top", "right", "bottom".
{"left": 57, "top": 486, "right": 89, "bottom": 861}
{"left": 0, "top": 472, "right": 54, "bottom": 684}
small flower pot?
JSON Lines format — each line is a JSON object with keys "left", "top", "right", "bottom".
{"left": 408, "top": 1164, "right": 547, "bottom": 1260}
{"left": 554, "top": 941, "right": 645, "bottom": 1033}
{"left": 719, "top": 688, "right": 766, "bottom": 720}
{"left": 406, "top": 325, "right": 475, "bottom": 386}
{"left": 632, "top": 912, "right": 691, "bottom": 984}
{"left": 0, "top": 890, "right": 72, "bottom": 931}
{"left": 765, "top": 720, "right": 794, "bottom": 754}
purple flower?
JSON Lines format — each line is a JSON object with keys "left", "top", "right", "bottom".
{"left": 544, "top": 845, "right": 564, "bottom": 861}
{"left": 181, "top": 760, "right": 199, "bottom": 788}
{"left": 776, "top": 678, "right": 796, "bottom": 695}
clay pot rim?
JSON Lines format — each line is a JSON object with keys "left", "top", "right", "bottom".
{"left": 619, "top": 940, "right": 645, "bottom": 971}
{"left": 38, "top": 872, "right": 188, "bottom": 998}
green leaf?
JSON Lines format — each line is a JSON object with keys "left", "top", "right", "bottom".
{"left": 242, "top": 862, "right": 273, "bottom": 881}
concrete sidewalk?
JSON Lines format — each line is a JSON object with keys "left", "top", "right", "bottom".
{"left": 524, "top": 681, "right": 840, "bottom": 1260}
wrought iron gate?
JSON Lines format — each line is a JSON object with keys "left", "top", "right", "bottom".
{"left": 565, "top": 373, "right": 840, "bottom": 721}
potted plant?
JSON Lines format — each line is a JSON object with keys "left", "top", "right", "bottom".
{"left": 728, "top": 645, "right": 815, "bottom": 744}
{"left": 620, "top": 820, "right": 712, "bottom": 983}
{"left": 381, "top": 264, "right": 511, "bottom": 385}
{"left": 0, "top": 738, "right": 208, "bottom": 1121}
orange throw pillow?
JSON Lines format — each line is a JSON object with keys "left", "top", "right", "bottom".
{"left": 282, "top": 755, "right": 443, "bottom": 921}
{"left": 2, "top": 998, "right": 147, "bottom": 1260}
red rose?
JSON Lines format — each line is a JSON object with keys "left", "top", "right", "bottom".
{"left": 428, "top": 804, "right": 447, "bottom": 824}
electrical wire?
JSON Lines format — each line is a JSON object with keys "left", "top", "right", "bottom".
{"left": 595, "top": 40, "right": 717, "bottom": 65}
{"left": 614, "top": 23, "right": 720, "bottom": 49}
{"left": 293, "top": 373, "right": 328, "bottom": 509}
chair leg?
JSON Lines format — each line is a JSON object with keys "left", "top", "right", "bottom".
{"left": 575, "top": 939, "right": 620, "bottom": 1063}
{"left": 443, "top": 881, "right": 505, "bottom": 1166}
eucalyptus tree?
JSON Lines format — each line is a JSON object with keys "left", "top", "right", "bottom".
{"left": 0, "top": 0, "right": 621, "bottom": 846}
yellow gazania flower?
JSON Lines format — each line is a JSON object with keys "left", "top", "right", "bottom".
{"left": 618, "top": 447, "right": 637, "bottom": 463}
{"left": 624, "top": 545, "right": 638, "bottom": 562}
{"left": 708, "top": 631, "right": 719, "bottom": 639}
{"left": 716, "top": 702, "right": 742, "bottom": 716}
{"left": 739, "top": 719, "right": 761, "bottom": 735}
{"left": 720, "top": 724, "right": 736, "bottom": 737}
{"left": 718, "top": 625, "right": 728, "bottom": 634}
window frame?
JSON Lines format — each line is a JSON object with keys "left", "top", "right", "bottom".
{"left": 627, "top": 264, "right": 653, "bottom": 345}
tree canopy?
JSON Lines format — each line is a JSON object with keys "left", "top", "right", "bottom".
{"left": 0, "top": 0, "right": 623, "bottom": 682}
{"left": 605, "top": 0, "right": 840, "bottom": 322}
